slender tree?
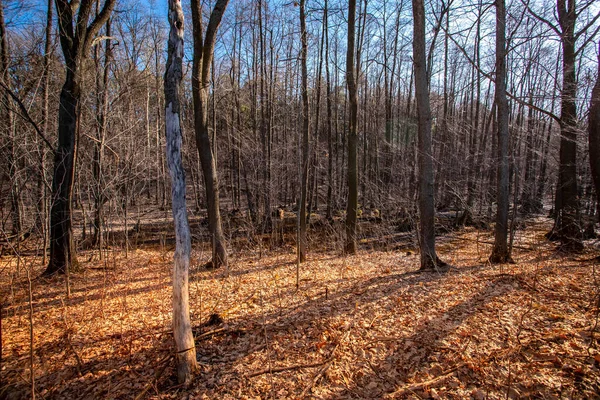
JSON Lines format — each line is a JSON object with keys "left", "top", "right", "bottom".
{"left": 490, "top": 0, "right": 512, "bottom": 263}
{"left": 190, "top": 0, "right": 230, "bottom": 270}
{"left": 92, "top": 17, "right": 111, "bottom": 252}
{"left": 0, "top": 0, "right": 20, "bottom": 237}
{"left": 345, "top": 0, "right": 358, "bottom": 254}
{"left": 412, "top": 0, "right": 446, "bottom": 270}
{"left": 44, "top": 0, "right": 116, "bottom": 275}
{"left": 590, "top": 41, "right": 600, "bottom": 222}
{"left": 298, "top": 0, "right": 309, "bottom": 262}
{"left": 165, "top": 0, "right": 198, "bottom": 384}
{"left": 553, "top": 0, "right": 582, "bottom": 249}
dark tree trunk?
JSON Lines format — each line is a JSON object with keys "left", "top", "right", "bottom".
{"left": 46, "top": 69, "right": 80, "bottom": 275}
{"left": 490, "top": 0, "right": 512, "bottom": 263}
{"left": 0, "top": 0, "right": 20, "bottom": 237}
{"left": 191, "top": 0, "right": 230, "bottom": 270}
{"left": 413, "top": 0, "right": 446, "bottom": 270}
{"left": 589, "top": 42, "right": 600, "bottom": 223}
{"left": 345, "top": 0, "right": 358, "bottom": 254}
{"left": 92, "top": 18, "right": 111, "bottom": 251}
{"left": 298, "top": 0, "right": 309, "bottom": 262}
{"left": 551, "top": 0, "right": 583, "bottom": 250}
{"left": 44, "top": 0, "right": 116, "bottom": 276}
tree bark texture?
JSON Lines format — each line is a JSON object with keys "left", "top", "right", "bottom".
{"left": 165, "top": 0, "right": 198, "bottom": 384}
{"left": 553, "top": 0, "right": 583, "bottom": 250}
{"left": 412, "top": 0, "right": 444, "bottom": 270}
{"left": 490, "top": 0, "right": 512, "bottom": 263}
{"left": 345, "top": 0, "right": 358, "bottom": 254}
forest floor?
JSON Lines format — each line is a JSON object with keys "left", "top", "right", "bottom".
{"left": 2, "top": 217, "right": 600, "bottom": 399}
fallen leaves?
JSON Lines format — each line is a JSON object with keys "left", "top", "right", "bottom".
{"left": 1, "top": 219, "right": 600, "bottom": 398}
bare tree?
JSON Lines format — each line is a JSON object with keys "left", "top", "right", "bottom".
{"left": 523, "top": 0, "right": 600, "bottom": 249}
{"left": 164, "top": 0, "right": 198, "bottom": 384}
{"left": 490, "top": 0, "right": 512, "bottom": 263}
{"left": 191, "top": 0, "right": 230, "bottom": 270}
{"left": 590, "top": 41, "right": 600, "bottom": 222}
{"left": 412, "top": 0, "right": 446, "bottom": 271}
{"left": 0, "top": 0, "right": 20, "bottom": 237}
{"left": 44, "top": 0, "right": 116, "bottom": 275}
{"left": 298, "top": 0, "right": 309, "bottom": 262}
{"left": 345, "top": 0, "right": 358, "bottom": 254}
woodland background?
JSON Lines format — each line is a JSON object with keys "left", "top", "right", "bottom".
{"left": 1, "top": 0, "right": 600, "bottom": 398}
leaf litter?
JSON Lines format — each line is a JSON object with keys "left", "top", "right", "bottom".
{"left": 1, "top": 219, "right": 600, "bottom": 399}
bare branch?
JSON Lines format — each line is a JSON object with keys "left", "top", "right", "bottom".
{"left": 0, "top": 81, "right": 56, "bottom": 155}
{"left": 519, "top": 0, "right": 561, "bottom": 37}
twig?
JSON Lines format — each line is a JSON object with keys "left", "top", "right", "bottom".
{"left": 384, "top": 363, "right": 465, "bottom": 398}
{"left": 134, "top": 352, "right": 172, "bottom": 400}
{"left": 247, "top": 360, "right": 328, "bottom": 378}
{"left": 299, "top": 322, "right": 354, "bottom": 397}
{"left": 195, "top": 327, "right": 226, "bottom": 340}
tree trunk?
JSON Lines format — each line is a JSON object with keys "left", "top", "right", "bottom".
{"left": 298, "top": 0, "right": 309, "bottom": 262}
{"left": 413, "top": 0, "right": 445, "bottom": 271}
{"left": 551, "top": 0, "right": 583, "bottom": 250}
{"left": 345, "top": 0, "right": 358, "bottom": 254}
{"left": 490, "top": 0, "right": 512, "bottom": 263}
{"left": 45, "top": 68, "right": 80, "bottom": 275}
{"left": 44, "top": 0, "right": 115, "bottom": 275}
{"left": 0, "top": 0, "right": 21, "bottom": 237}
{"left": 590, "top": 42, "right": 600, "bottom": 223}
{"left": 191, "top": 0, "right": 230, "bottom": 270}
{"left": 165, "top": 0, "right": 198, "bottom": 385}
{"left": 92, "top": 18, "right": 111, "bottom": 251}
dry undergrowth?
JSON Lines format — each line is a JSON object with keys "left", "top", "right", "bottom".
{"left": 2, "top": 218, "right": 600, "bottom": 399}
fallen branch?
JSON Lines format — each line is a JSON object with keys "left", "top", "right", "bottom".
{"left": 194, "top": 327, "right": 226, "bottom": 340}
{"left": 384, "top": 363, "right": 465, "bottom": 398}
{"left": 445, "top": 235, "right": 534, "bottom": 251}
{"left": 247, "top": 360, "right": 327, "bottom": 378}
{"left": 299, "top": 322, "right": 354, "bottom": 397}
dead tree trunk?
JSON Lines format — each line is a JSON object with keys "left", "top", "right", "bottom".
{"left": 164, "top": 0, "right": 198, "bottom": 384}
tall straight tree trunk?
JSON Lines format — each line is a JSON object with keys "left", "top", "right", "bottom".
{"left": 298, "top": 0, "right": 309, "bottom": 262}
{"left": 345, "top": 0, "right": 358, "bottom": 254}
{"left": 44, "top": 0, "right": 115, "bottom": 276}
{"left": 92, "top": 18, "right": 111, "bottom": 251}
{"left": 413, "top": 0, "right": 446, "bottom": 271}
{"left": 324, "top": 0, "right": 334, "bottom": 220}
{"left": 589, "top": 42, "right": 600, "bottom": 223}
{"left": 258, "top": 0, "right": 272, "bottom": 232}
{"left": 490, "top": 0, "right": 512, "bottom": 263}
{"left": 551, "top": 0, "right": 582, "bottom": 250}
{"left": 0, "top": 0, "right": 20, "bottom": 237}
{"left": 190, "top": 0, "right": 230, "bottom": 270}
{"left": 164, "top": 0, "right": 198, "bottom": 384}
{"left": 39, "top": 0, "right": 53, "bottom": 264}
